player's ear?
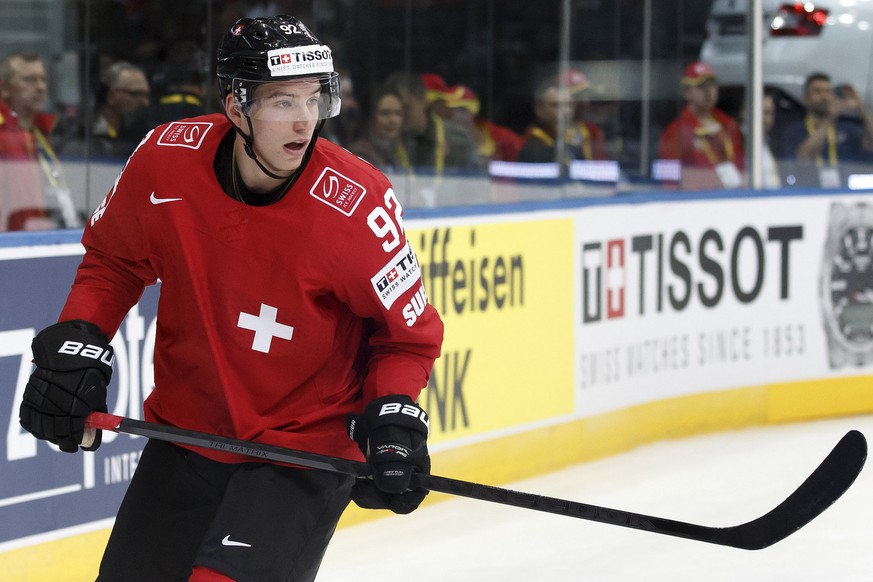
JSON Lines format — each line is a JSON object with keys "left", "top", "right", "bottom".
{"left": 225, "top": 94, "right": 244, "bottom": 128}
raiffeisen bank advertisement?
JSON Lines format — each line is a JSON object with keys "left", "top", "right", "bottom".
{"left": 407, "top": 215, "right": 576, "bottom": 446}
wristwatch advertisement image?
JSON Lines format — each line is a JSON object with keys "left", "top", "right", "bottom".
{"left": 820, "top": 201, "right": 873, "bottom": 368}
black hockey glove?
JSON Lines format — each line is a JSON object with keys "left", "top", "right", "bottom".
{"left": 347, "top": 395, "right": 430, "bottom": 514}
{"left": 19, "top": 320, "right": 112, "bottom": 453}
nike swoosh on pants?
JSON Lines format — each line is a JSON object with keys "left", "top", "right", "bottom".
{"left": 221, "top": 535, "right": 252, "bottom": 548}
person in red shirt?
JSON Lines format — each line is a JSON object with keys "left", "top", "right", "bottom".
{"left": 442, "top": 84, "right": 523, "bottom": 164}
{"left": 657, "top": 61, "right": 745, "bottom": 191}
{"left": 19, "top": 15, "right": 444, "bottom": 582}
{"left": 0, "top": 51, "right": 73, "bottom": 230}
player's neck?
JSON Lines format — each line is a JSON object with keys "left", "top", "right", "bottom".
{"left": 233, "top": 141, "right": 294, "bottom": 194}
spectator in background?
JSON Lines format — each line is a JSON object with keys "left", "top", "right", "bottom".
{"left": 421, "top": 73, "right": 454, "bottom": 119}
{"left": 320, "top": 67, "right": 362, "bottom": 147}
{"left": 93, "top": 61, "right": 151, "bottom": 156}
{"left": 780, "top": 72, "right": 873, "bottom": 187}
{"left": 565, "top": 68, "right": 625, "bottom": 164}
{"left": 383, "top": 71, "right": 481, "bottom": 206}
{"left": 0, "top": 51, "right": 76, "bottom": 230}
{"left": 61, "top": 60, "right": 151, "bottom": 160}
{"left": 440, "top": 84, "right": 523, "bottom": 164}
{"left": 348, "top": 83, "right": 408, "bottom": 172}
{"left": 122, "top": 60, "right": 208, "bottom": 142}
{"left": 657, "top": 61, "right": 745, "bottom": 191}
{"left": 518, "top": 71, "right": 608, "bottom": 165}
{"left": 560, "top": 68, "right": 610, "bottom": 161}
{"left": 384, "top": 71, "right": 480, "bottom": 173}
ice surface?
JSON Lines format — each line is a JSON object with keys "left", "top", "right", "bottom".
{"left": 318, "top": 415, "right": 873, "bottom": 581}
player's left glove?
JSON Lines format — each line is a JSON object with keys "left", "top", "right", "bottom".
{"left": 347, "top": 395, "right": 430, "bottom": 514}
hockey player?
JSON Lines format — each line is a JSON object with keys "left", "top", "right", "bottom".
{"left": 18, "top": 14, "right": 443, "bottom": 582}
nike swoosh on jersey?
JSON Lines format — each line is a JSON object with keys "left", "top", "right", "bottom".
{"left": 149, "top": 192, "right": 183, "bottom": 204}
{"left": 221, "top": 535, "right": 252, "bottom": 548}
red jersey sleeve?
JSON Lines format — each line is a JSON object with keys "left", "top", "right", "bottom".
{"left": 315, "top": 147, "right": 444, "bottom": 406}
{"left": 59, "top": 133, "right": 158, "bottom": 338}
{"left": 341, "top": 198, "right": 443, "bottom": 405}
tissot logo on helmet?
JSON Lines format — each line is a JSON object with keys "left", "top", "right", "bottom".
{"left": 267, "top": 46, "right": 333, "bottom": 77}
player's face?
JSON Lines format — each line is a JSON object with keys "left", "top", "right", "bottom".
{"left": 237, "top": 79, "right": 321, "bottom": 174}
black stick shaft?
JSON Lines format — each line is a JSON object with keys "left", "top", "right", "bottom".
{"left": 86, "top": 412, "right": 866, "bottom": 550}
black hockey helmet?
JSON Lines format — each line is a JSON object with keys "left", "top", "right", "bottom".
{"left": 216, "top": 14, "right": 341, "bottom": 120}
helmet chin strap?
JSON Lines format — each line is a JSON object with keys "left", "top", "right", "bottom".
{"left": 237, "top": 116, "right": 290, "bottom": 181}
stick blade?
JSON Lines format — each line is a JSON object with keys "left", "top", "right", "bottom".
{"left": 713, "top": 429, "right": 867, "bottom": 550}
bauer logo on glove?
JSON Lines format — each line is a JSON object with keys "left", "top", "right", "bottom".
{"left": 58, "top": 340, "right": 115, "bottom": 365}
{"left": 377, "top": 401, "right": 430, "bottom": 429}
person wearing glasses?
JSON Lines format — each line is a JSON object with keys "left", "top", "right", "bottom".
{"left": 94, "top": 61, "right": 151, "bottom": 158}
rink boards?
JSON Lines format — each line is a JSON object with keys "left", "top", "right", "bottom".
{"left": 1, "top": 189, "right": 873, "bottom": 579}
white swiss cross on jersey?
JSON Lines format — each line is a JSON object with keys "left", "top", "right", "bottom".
{"left": 237, "top": 304, "right": 294, "bottom": 353}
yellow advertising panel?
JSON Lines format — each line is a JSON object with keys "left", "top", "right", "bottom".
{"left": 407, "top": 217, "right": 575, "bottom": 446}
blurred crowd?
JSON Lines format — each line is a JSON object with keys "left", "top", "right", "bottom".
{"left": 3, "top": 43, "right": 873, "bottom": 231}
{"left": 0, "top": 47, "right": 606, "bottom": 230}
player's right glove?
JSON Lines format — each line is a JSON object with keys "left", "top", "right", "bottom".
{"left": 19, "top": 320, "right": 113, "bottom": 453}
{"left": 347, "top": 395, "right": 431, "bottom": 514}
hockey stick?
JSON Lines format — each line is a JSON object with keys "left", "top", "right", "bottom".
{"left": 85, "top": 411, "right": 866, "bottom": 550}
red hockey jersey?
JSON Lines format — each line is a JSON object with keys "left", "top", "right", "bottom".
{"left": 60, "top": 113, "right": 444, "bottom": 463}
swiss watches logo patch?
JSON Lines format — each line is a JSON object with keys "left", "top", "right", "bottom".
{"left": 309, "top": 167, "right": 366, "bottom": 216}
{"left": 371, "top": 241, "right": 422, "bottom": 309}
{"left": 157, "top": 122, "right": 213, "bottom": 149}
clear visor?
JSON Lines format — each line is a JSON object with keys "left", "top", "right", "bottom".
{"left": 235, "top": 73, "right": 342, "bottom": 122}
